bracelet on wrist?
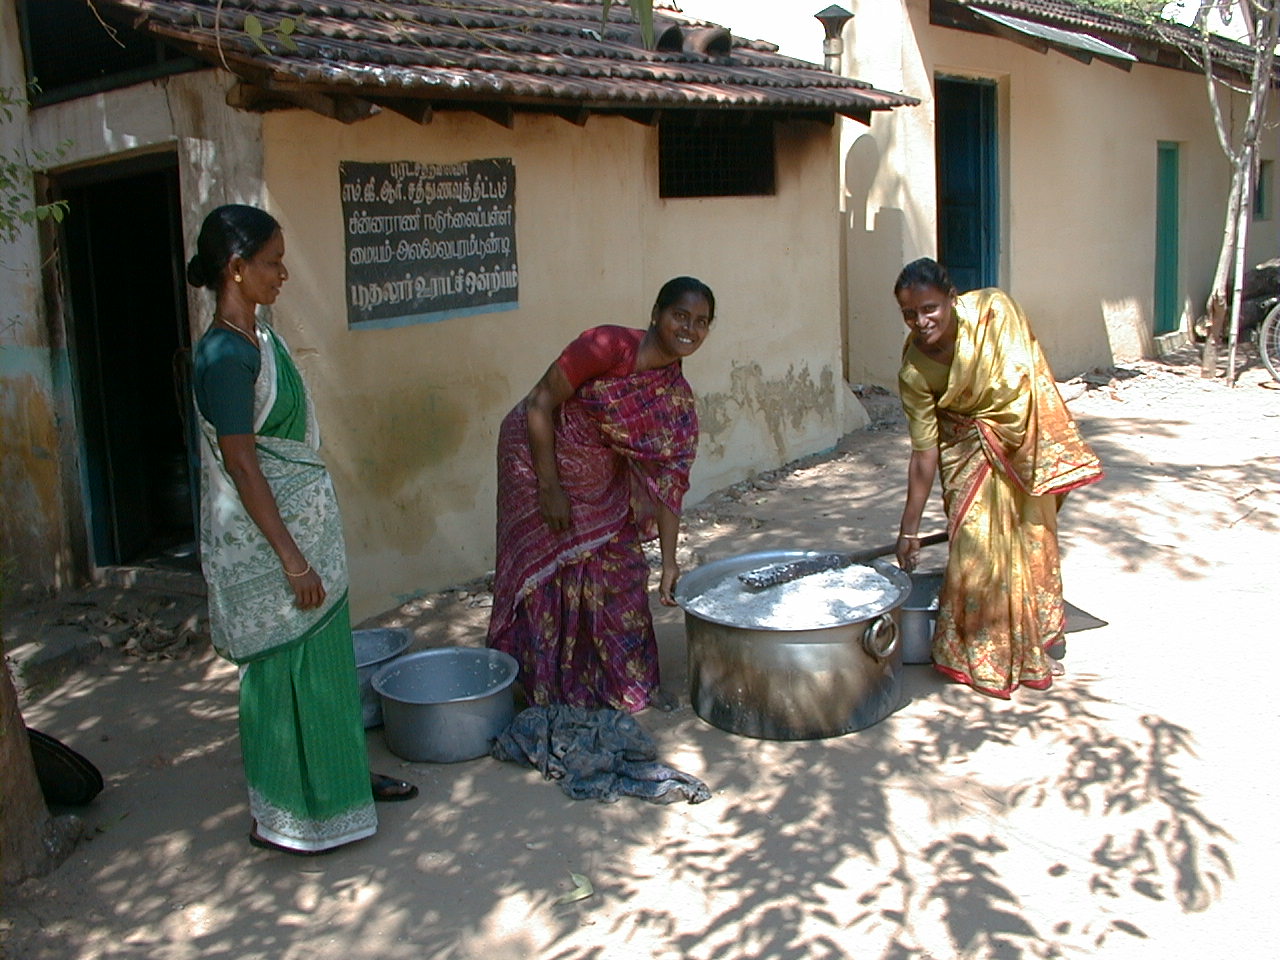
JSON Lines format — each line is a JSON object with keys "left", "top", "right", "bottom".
{"left": 283, "top": 562, "right": 312, "bottom": 578}
{"left": 899, "top": 533, "right": 922, "bottom": 541}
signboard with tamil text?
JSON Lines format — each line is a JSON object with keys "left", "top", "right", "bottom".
{"left": 339, "top": 158, "right": 518, "bottom": 329}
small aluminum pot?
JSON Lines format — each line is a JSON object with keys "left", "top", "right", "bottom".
{"left": 676, "top": 551, "right": 910, "bottom": 741}
{"left": 372, "top": 648, "right": 517, "bottom": 763}
{"left": 353, "top": 628, "right": 412, "bottom": 728}
{"left": 900, "top": 570, "right": 944, "bottom": 665}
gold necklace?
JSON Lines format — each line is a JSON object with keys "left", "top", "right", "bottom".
{"left": 215, "top": 316, "right": 259, "bottom": 349}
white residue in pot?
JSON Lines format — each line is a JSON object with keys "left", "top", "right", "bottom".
{"left": 683, "top": 564, "right": 898, "bottom": 630}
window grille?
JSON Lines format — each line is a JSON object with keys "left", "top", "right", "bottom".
{"left": 659, "top": 113, "right": 776, "bottom": 198}
{"left": 19, "top": 0, "right": 194, "bottom": 106}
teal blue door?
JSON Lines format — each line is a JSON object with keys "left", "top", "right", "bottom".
{"left": 1154, "top": 142, "right": 1181, "bottom": 335}
{"left": 936, "top": 76, "right": 998, "bottom": 292}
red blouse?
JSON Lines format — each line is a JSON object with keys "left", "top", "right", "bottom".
{"left": 555, "top": 325, "right": 645, "bottom": 390}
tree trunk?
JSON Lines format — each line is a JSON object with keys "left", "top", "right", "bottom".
{"left": 1198, "top": 0, "right": 1280, "bottom": 378}
{"left": 0, "top": 654, "right": 61, "bottom": 884}
{"left": 1226, "top": 156, "right": 1254, "bottom": 383}
{"left": 1201, "top": 163, "right": 1243, "bottom": 377}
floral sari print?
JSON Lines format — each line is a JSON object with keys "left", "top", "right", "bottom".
{"left": 488, "top": 360, "right": 698, "bottom": 712}
{"left": 900, "top": 289, "right": 1102, "bottom": 698}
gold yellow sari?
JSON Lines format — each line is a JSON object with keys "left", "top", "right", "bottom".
{"left": 899, "top": 289, "right": 1102, "bottom": 697}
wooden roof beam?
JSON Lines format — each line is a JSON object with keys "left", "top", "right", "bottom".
{"left": 471, "top": 102, "right": 515, "bottom": 128}
{"left": 839, "top": 106, "right": 873, "bottom": 126}
{"left": 379, "top": 98, "right": 435, "bottom": 125}
{"left": 621, "top": 109, "right": 661, "bottom": 126}
{"left": 550, "top": 105, "right": 591, "bottom": 126}
{"left": 229, "top": 80, "right": 381, "bottom": 123}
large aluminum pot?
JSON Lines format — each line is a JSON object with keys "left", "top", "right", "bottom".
{"left": 675, "top": 551, "right": 911, "bottom": 741}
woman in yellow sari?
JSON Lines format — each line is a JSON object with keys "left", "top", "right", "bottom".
{"left": 893, "top": 259, "right": 1102, "bottom": 698}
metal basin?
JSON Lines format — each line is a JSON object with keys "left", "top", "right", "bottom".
{"left": 675, "top": 550, "right": 911, "bottom": 741}
{"left": 353, "top": 628, "right": 412, "bottom": 728}
{"left": 901, "top": 570, "right": 944, "bottom": 665}
{"left": 372, "top": 647, "right": 517, "bottom": 762}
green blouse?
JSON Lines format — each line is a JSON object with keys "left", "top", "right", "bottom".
{"left": 193, "top": 328, "right": 260, "bottom": 436}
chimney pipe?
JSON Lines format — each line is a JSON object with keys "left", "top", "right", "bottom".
{"left": 815, "top": 4, "right": 854, "bottom": 74}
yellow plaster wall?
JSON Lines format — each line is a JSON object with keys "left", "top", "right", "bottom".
{"left": 0, "top": 0, "right": 67, "bottom": 588}
{"left": 261, "top": 109, "right": 844, "bottom": 618}
{"left": 843, "top": 0, "right": 1280, "bottom": 387}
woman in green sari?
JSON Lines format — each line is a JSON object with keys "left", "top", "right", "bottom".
{"left": 188, "top": 204, "right": 413, "bottom": 855}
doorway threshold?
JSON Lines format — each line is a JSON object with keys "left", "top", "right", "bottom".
{"left": 95, "top": 564, "right": 206, "bottom": 598}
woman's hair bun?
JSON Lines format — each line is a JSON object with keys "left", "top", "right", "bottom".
{"left": 188, "top": 204, "right": 280, "bottom": 291}
{"left": 186, "top": 254, "right": 209, "bottom": 289}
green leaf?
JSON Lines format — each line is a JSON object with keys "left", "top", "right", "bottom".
{"left": 635, "top": 0, "right": 654, "bottom": 50}
{"left": 601, "top": 0, "right": 653, "bottom": 48}
{"left": 252, "top": 36, "right": 271, "bottom": 55}
{"left": 244, "top": 14, "right": 264, "bottom": 39}
{"left": 555, "top": 872, "right": 594, "bottom": 905}
{"left": 277, "top": 17, "right": 296, "bottom": 36}
{"left": 278, "top": 35, "right": 299, "bottom": 53}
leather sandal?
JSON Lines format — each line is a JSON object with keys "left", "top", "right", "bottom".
{"left": 248, "top": 830, "right": 328, "bottom": 856}
{"left": 371, "top": 773, "right": 419, "bottom": 802}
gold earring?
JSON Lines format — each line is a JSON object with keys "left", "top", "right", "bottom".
{"left": 234, "top": 273, "right": 242, "bottom": 283}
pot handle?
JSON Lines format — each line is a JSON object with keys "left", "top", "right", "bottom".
{"left": 863, "top": 614, "right": 899, "bottom": 661}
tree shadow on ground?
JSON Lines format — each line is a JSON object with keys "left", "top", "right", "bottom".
{"left": 611, "top": 674, "right": 1233, "bottom": 960}
{"left": 3, "top": 630, "right": 1236, "bottom": 960}
{"left": 5, "top": 375, "right": 1269, "bottom": 959}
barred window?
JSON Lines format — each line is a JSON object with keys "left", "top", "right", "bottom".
{"left": 19, "top": 0, "right": 194, "bottom": 106}
{"left": 659, "top": 113, "right": 776, "bottom": 198}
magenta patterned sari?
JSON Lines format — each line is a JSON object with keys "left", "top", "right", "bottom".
{"left": 487, "top": 362, "right": 698, "bottom": 712}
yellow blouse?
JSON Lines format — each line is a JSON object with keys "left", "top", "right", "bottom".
{"left": 898, "top": 340, "right": 951, "bottom": 451}
{"left": 897, "top": 288, "right": 1102, "bottom": 496}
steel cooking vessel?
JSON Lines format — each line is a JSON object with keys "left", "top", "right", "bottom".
{"left": 675, "top": 550, "right": 911, "bottom": 741}
{"left": 900, "top": 570, "right": 944, "bottom": 665}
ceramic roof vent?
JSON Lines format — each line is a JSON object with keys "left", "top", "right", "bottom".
{"left": 815, "top": 4, "right": 854, "bottom": 73}
{"left": 682, "top": 26, "right": 733, "bottom": 56}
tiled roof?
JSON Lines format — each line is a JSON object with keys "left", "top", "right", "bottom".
{"left": 91, "top": 0, "right": 918, "bottom": 122}
{"left": 934, "top": 0, "right": 1267, "bottom": 77}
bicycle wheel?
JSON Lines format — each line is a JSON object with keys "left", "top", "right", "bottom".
{"left": 1259, "top": 302, "right": 1280, "bottom": 383}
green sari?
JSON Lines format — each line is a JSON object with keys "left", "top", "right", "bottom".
{"left": 196, "top": 324, "right": 376, "bottom": 852}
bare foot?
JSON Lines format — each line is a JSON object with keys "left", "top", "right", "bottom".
{"left": 648, "top": 689, "right": 679, "bottom": 712}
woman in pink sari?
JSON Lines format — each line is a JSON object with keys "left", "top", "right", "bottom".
{"left": 487, "top": 278, "right": 714, "bottom": 712}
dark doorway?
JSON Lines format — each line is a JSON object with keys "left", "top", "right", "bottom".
{"left": 936, "top": 76, "right": 999, "bottom": 293}
{"left": 59, "top": 155, "right": 197, "bottom": 568}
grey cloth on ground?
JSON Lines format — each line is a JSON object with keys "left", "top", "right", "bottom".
{"left": 491, "top": 705, "right": 711, "bottom": 804}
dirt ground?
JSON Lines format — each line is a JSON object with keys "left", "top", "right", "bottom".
{"left": 3, "top": 346, "right": 1279, "bottom": 960}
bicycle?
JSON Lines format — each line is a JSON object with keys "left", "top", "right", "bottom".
{"left": 1258, "top": 299, "right": 1280, "bottom": 382}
